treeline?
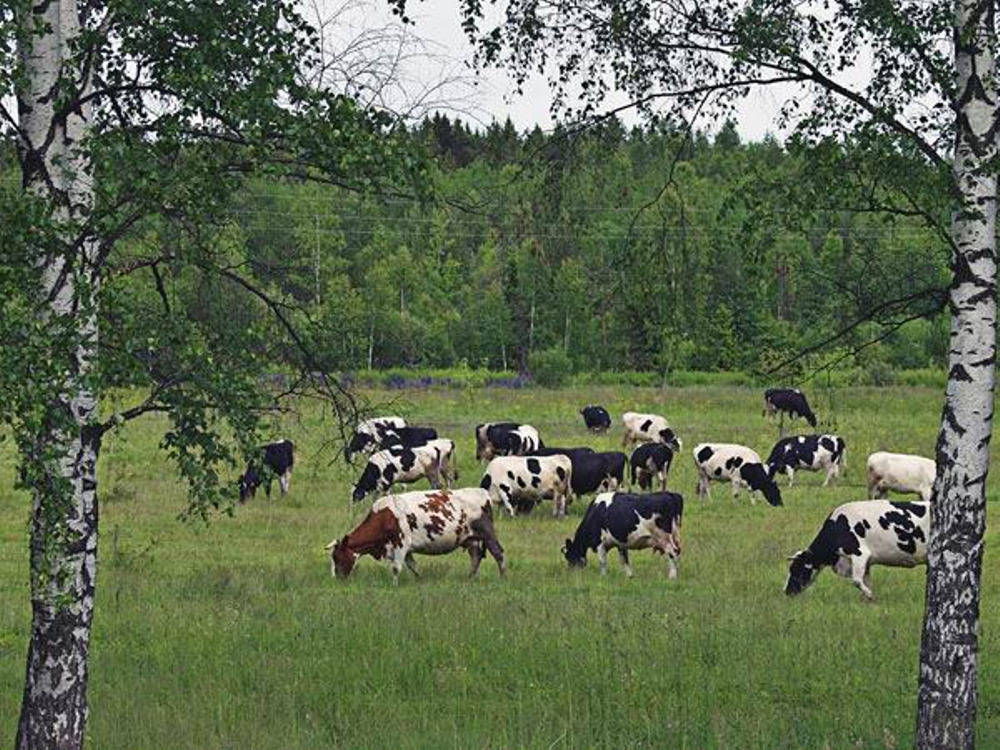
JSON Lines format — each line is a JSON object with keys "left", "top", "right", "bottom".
{"left": 3, "top": 116, "right": 952, "bottom": 381}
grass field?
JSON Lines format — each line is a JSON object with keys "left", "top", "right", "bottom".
{"left": 1, "top": 385, "right": 998, "bottom": 748}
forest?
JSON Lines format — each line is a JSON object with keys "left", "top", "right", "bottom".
{"left": 1, "top": 115, "right": 951, "bottom": 383}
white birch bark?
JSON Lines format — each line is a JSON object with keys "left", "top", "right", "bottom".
{"left": 916, "top": 1, "right": 997, "bottom": 746}
{"left": 15, "top": 1, "right": 101, "bottom": 747}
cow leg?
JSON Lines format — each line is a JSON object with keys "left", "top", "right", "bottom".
{"left": 404, "top": 552, "right": 420, "bottom": 577}
{"left": 787, "top": 468, "right": 795, "bottom": 488}
{"left": 851, "top": 555, "right": 874, "bottom": 601}
{"left": 597, "top": 543, "right": 609, "bottom": 575}
{"left": 279, "top": 471, "right": 291, "bottom": 495}
{"left": 389, "top": 549, "right": 405, "bottom": 586}
{"left": 471, "top": 513, "right": 506, "bottom": 576}
{"left": 466, "top": 542, "right": 484, "bottom": 577}
{"left": 617, "top": 547, "right": 634, "bottom": 579}
{"left": 696, "top": 472, "right": 710, "bottom": 501}
{"left": 822, "top": 465, "right": 834, "bottom": 487}
{"left": 659, "top": 471, "right": 667, "bottom": 492}
{"left": 498, "top": 489, "right": 516, "bottom": 517}
{"left": 665, "top": 548, "right": 679, "bottom": 579}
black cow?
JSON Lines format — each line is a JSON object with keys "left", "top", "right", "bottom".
{"left": 530, "top": 447, "right": 624, "bottom": 496}
{"left": 240, "top": 439, "right": 294, "bottom": 502}
{"left": 379, "top": 426, "right": 438, "bottom": 450}
{"left": 580, "top": 405, "right": 612, "bottom": 433}
{"left": 562, "top": 491, "right": 683, "bottom": 578}
{"left": 763, "top": 388, "right": 817, "bottom": 427}
{"left": 629, "top": 443, "right": 676, "bottom": 491}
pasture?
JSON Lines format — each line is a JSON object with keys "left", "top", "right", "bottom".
{"left": 1, "top": 385, "right": 998, "bottom": 747}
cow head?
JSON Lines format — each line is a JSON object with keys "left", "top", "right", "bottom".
{"left": 659, "top": 428, "right": 682, "bottom": 452}
{"left": 328, "top": 538, "right": 358, "bottom": 578}
{"left": 238, "top": 464, "right": 260, "bottom": 502}
{"left": 740, "top": 463, "right": 783, "bottom": 506}
{"left": 562, "top": 538, "right": 587, "bottom": 567}
{"left": 345, "top": 432, "right": 375, "bottom": 462}
{"left": 784, "top": 549, "right": 820, "bottom": 595}
{"left": 352, "top": 463, "right": 380, "bottom": 503}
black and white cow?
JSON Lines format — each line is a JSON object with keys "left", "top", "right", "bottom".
{"left": 352, "top": 441, "right": 453, "bottom": 503}
{"left": 621, "top": 411, "right": 681, "bottom": 451}
{"left": 580, "top": 405, "right": 612, "bottom": 433}
{"left": 480, "top": 455, "right": 573, "bottom": 517}
{"left": 496, "top": 424, "right": 543, "bottom": 457}
{"left": 476, "top": 422, "right": 543, "bottom": 461}
{"left": 866, "top": 451, "right": 936, "bottom": 502}
{"left": 346, "top": 416, "right": 408, "bottom": 461}
{"left": 239, "top": 439, "right": 294, "bottom": 502}
{"left": 766, "top": 434, "right": 847, "bottom": 487}
{"left": 378, "top": 426, "right": 439, "bottom": 451}
{"left": 629, "top": 443, "right": 676, "bottom": 491}
{"left": 785, "top": 500, "right": 929, "bottom": 600}
{"left": 763, "top": 388, "right": 817, "bottom": 427}
{"left": 562, "top": 492, "right": 683, "bottom": 578}
{"left": 533, "top": 448, "right": 625, "bottom": 496}
{"left": 693, "top": 443, "right": 782, "bottom": 507}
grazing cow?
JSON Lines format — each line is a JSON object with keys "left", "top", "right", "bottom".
{"left": 379, "top": 426, "right": 439, "bottom": 450}
{"left": 425, "top": 438, "right": 459, "bottom": 486}
{"left": 581, "top": 405, "right": 612, "bottom": 433}
{"left": 763, "top": 388, "right": 817, "bottom": 427}
{"left": 239, "top": 439, "right": 294, "bottom": 502}
{"left": 785, "top": 500, "right": 929, "bottom": 600}
{"left": 533, "top": 449, "right": 626, "bottom": 496}
{"left": 352, "top": 443, "right": 448, "bottom": 503}
{"left": 475, "top": 422, "right": 521, "bottom": 461}
{"left": 562, "top": 492, "right": 683, "bottom": 578}
{"left": 693, "top": 443, "right": 782, "bottom": 507}
{"left": 866, "top": 452, "right": 936, "bottom": 502}
{"left": 326, "top": 488, "right": 505, "bottom": 585}
{"left": 480, "top": 455, "right": 573, "bottom": 517}
{"left": 767, "top": 434, "right": 847, "bottom": 487}
{"left": 621, "top": 412, "right": 681, "bottom": 451}
{"left": 629, "top": 443, "right": 676, "bottom": 491}
{"left": 346, "top": 416, "right": 408, "bottom": 461}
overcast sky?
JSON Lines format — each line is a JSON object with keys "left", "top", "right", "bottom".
{"left": 398, "top": 0, "right": 794, "bottom": 141}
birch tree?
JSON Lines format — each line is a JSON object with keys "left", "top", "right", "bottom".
{"left": 0, "top": 1, "right": 417, "bottom": 746}
{"left": 420, "top": 0, "right": 996, "bottom": 745}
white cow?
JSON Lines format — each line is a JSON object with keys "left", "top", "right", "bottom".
{"left": 866, "top": 451, "right": 936, "bottom": 502}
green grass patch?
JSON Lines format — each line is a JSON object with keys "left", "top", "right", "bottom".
{"left": 0, "top": 385, "right": 996, "bottom": 747}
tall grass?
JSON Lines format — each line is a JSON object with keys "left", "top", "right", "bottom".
{"left": 0, "top": 385, "right": 996, "bottom": 747}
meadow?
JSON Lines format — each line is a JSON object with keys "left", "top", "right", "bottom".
{"left": 1, "top": 385, "right": 998, "bottom": 748}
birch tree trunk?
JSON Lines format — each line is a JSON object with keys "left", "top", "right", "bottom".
{"left": 916, "top": 1, "right": 997, "bottom": 746}
{"left": 15, "top": 1, "right": 101, "bottom": 747}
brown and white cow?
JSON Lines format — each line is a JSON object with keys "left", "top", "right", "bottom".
{"left": 327, "top": 488, "right": 506, "bottom": 585}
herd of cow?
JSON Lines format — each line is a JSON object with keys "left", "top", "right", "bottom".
{"left": 241, "top": 387, "right": 937, "bottom": 600}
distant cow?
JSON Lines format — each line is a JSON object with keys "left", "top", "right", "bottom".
{"left": 327, "top": 488, "right": 505, "bottom": 585}
{"left": 763, "top": 388, "right": 817, "bottom": 427}
{"left": 480, "top": 455, "right": 573, "bottom": 517}
{"left": 352, "top": 442, "right": 453, "bottom": 502}
{"left": 239, "top": 439, "right": 294, "bottom": 502}
{"left": 581, "top": 405, "right": 612, "bottom": 433}
{"left": 346, "top": 416, "right": 408, "bottom": 461}
{"left": 621, "top": 412, "right": 681, "bottom": 451}
{"left": 629, "top": 443, "right": 676, "bottom": 491}
{"left": 474, "top": 422, "right": 522, "bottom": 461}
{"left": 533, "top": 448, "right": 626, "bottom": 496}
{"left": 785, "top": 500, "right": 929, "bottom": 600}
{"left": 866, "top": 452, "right": 936, "bottom": 502}
{"left": 693, "top": 443, "right": 782, "bottom": 507}
{"left": 563, "top": 492, "right": 683, "bottom": 578}
{"left": 767, "top": 434, "right": 847, "bottom": 487}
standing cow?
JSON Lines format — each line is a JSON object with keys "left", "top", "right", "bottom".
{"left": 352, "top": 442, "right": 453, "bottom": 503}
{"left": 346, "top": 416, "right": 408, "bottom": 461}
{"left": 480, "top": 455, "right": 573, "bottom": 517}
{"left": 562, "top": 492, "right": 683, "bottom": 578}
{"left": 475, "top": 422, "right": 537, "bottom": 461}
{"left": 239, "top": 439, "right": 295, "bottom": 502}
{"left": 693, "top": 443, "right": 782, "bottom": 507}
{"left": 327, "top": 488, "right": 505, "bottom": 585}
{"left": 766, "top": 434, "right": 847, "bottom": 487}
{"left": 629, "top": 443, "right": 677, "bottom": 491}
{"left": 866, "top": 451, "right": 936, "bottom": 502}
{"left": 580, "top": 405, "right": 612, "bottom": 433}
{"left": 763, "top": 388, "right": 817, "bottom": 427}
{"left": 621, "top": 412, "right": 681, "bottom": 451}
{"left": 533, "top": 447, "right": 626, "bottom": 496}
{"left": 785, "top": 500, "right": 929, "bottom": 600}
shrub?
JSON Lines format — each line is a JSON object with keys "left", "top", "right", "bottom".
{"left": 528, "top": 348, "right": 573, "bottom": 388}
